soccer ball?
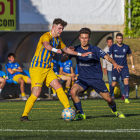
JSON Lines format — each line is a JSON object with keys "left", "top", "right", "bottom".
{"left": 62, "top": 107, "right": 75, "bottom": 121}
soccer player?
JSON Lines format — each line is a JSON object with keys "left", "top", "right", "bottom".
{"left": 108, "top": 33, "right": 136, "bottom": 103}
{"left": 103, "top": 36, "right": 125, "bottom": 100}
{"left": 59, "top": 53, "right": 75, "bottom": 86}
{"left": 51, "top": 56, "right": 71, "bottom": 99}
{"left": 61, "top": 28, "right": 126, "bottom": 120}
{"left": 6, "top": 53, "right": 31, "bottom": 100}
{"left": 20, "top": 18, "right": 91, "bottom": 121}
{"left": 0, "top": 77, "right": 6, "bottom": 99}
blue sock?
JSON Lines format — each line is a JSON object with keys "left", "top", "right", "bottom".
{"left": 125, "top": 84, "right": 129, "bottom": 99}
{"left": 75, "top": 101, "right": 84, "bottom": 114}
{"left": 110, "top": 85, "right": 114, "bottom": 97}
{"left": 109, "top": 103, "right": 116, "bottom": 112}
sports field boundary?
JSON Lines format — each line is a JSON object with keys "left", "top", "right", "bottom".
{"left": 0, "top": 129, "right": 140, "bottom": 133}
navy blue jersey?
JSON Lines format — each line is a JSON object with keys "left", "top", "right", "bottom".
{"left": 108, "top": 44, "right": 131, "bottom": 66}
{"left": 70, "top": 44, "right": 106, "bottom": 79}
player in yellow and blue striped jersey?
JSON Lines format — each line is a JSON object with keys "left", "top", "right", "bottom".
{"left": 20, "top": 18, "right": 92, "bottom": 121}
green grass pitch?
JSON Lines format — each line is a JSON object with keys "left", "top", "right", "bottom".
{"left": 0, "top": 99, "right": 140, "bottom": 140}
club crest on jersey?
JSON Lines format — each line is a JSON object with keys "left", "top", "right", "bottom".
{"left": 123, "top": 49, "right": 126, "bottom": 52}
{"left": 88, "top": 54, "right": 92, "bottom": 58}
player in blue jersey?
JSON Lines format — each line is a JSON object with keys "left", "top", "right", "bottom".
{"left": 59, "top": 53, "right": 75, "bottom": 87}
{"left": 0, "top": 77, "right": 6, "bottom": 99}
{"left": 51, "top": 56, "right": 71, "bottom": 99}
{"left": 6, "top": 53, "right": 31, "bottom": 100}
{"left": 108, "top": 33, "right": 136, "bottom": 104}
{"left": 61, "top": 28, "right": 126, "bottom": 119}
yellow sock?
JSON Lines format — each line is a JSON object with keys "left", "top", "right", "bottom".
{"left": 21, "top": 93, "right": 26, "bottom": 97}
{"left": 64, "top": 86, "right": 70, "bottom": 93}
{"left": 71, "top": 81, "right": 74, "bottom": 86}
{"left": 56, "top": 87, "right": 70, "bottom": 108}
{"left": 52, "top": 88, "right": 56, "bottom": 94}
{"left": 22, "top": 94, "right": 37, "bottom": 116}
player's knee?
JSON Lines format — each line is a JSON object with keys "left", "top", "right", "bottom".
{"left": 32, "top": 87, "right": 41, "bottom": 97}
{"left": 19, "top": 79, "right": 24, "bottom": 84}
{"left": 70, "top": 89, "right": 76, "bottom": 97}
{"left": 111, "top": 82, "right": 116, "bottom": 87}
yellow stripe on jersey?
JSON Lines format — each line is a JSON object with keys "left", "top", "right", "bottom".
{"left": 30, "top": 31, "right": 65, "bottom": 68}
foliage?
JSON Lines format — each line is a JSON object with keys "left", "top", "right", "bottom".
{"left": 124, "top": 0, "right": 140, "bottom": 37}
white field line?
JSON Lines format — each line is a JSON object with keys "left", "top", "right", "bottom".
{"left": 0, "top": 129, "right": 140, "bottom": 133}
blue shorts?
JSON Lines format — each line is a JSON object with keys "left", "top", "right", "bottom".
{"left": 75, "top": 78, "right": 108, "bottom": 94}
{"left": 112, "top": 65, "right": 129, "bottom": 81}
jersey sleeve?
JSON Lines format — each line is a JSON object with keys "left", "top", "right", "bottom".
{"left": 96, "top": 47, "right": 107, "bottom": 59}
{"left": 57, "top": 37, "right": 66, "bottom": 49}
{"left": 127, "top": 46, "right": 131, "bottom": 54}
{"left": 41, "top": 33, "right": 51, "bottom": 43}
{"left": 108, "top": 45, "right": 113, "bottom": 55}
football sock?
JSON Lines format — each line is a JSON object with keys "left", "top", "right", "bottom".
{"left": 109, "top": 103, "right": 116, "bottom": 112}
{"left": 56, "top": 87, "right": 70, "bottom": 108}
{"left": 125, "top": 84, "right": 129, "bottom": 99}
{"left": 109, "top": 85, "right": 114, "bottom": 97}
{"left": 64, "top": 86, "right": 70, "bottom": 93}
{"left": 75, "top": 101, "right": 84, "bottom": 114}
{"left": 71, "top": 81, "right": 74, "bottom": 86}
{"left": 52, "top": 88, "right": 56, "bottom": 94}
{"left": 21, "top": 92, "right": 26, "bottom": 97}
{"left": 22, "top": 94, "right": 37, "bottom": 116}
{"left": 74, "top": 103, "right": 79, "bottom": 111}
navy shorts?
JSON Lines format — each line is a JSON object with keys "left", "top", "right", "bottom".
{"left": 75, "top": 78, "right": 108, "bottom": 94}
{"left": 112, "top": 65, "right": 129, "bottom": 81}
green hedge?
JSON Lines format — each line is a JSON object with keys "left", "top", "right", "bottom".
{"left": 124, "top": 0, "right": 140, "bottom": 37}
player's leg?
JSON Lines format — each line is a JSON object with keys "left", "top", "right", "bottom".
{"left": 60, "top": 75, "right": 71, "bottom": 94}
{"left": 118, "top": 76, "right": 125, "bottom": 100}
{"left": 47, "top": 69, "right": 70, "bottom": 108}
{"left": 20, "top": 67, "right": 46, "bottom": 121}
{"left": 0, "top": 77, "right": 6, "bottom": 99}
{"left": 70, "top": 83, "right": 84, "bottom": 112}
{"left": 18, "top": 78, "right": 27, "bottom": 100}
{"left": 99, "top": 91, "right": 125, "bottom": 118}
{"left": 123, "top": 78, "right": 130, "bottom": 103}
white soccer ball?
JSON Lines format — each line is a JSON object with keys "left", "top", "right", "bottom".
{"left": 62, "top": 107, "right": 76, "bottom": 121}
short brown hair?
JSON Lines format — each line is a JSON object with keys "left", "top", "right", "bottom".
{"left": 53, "top": 18, "right": 67, "bottom": 27}
{"left": 79, "top": 28, "right": 91, "bottom": 37}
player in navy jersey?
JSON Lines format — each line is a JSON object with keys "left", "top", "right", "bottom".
{"left": 61, "top": 28, "right": 126, "bottom": 119}
{"left": 108, "top": 33, "right": 136, "bottom": 103}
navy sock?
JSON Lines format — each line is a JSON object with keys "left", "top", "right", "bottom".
{"left": 110, "top": 85, "right": 114, "bottom": 96}
{"left": 75, "top": 101, "right": 84, "bottom": 114}
{"left": 125, "top": 84, "right": 129, "bottom": 98}
{"left": 74, "top": 103, "right": 79, "bottom": 111}
{"left": 109, "top": 103, "right": 116, "bottom": 112}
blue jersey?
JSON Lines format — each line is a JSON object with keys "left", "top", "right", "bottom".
{"left": 108, "top": 44, "right": 131, "bottom": 66}
{"left": 60, "top": 60, "right": 73, "bottom": 74}
{"left": 70, "top": 44, "right": 106, "bottom": 79}
{"left": 51, "top": 59, "right": 58, "bottom": 73}
{"left": 6, "top": 62, "right": 21, "bottom": 79}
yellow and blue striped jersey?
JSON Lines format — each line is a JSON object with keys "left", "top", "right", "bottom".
{"left": 30, "top": 31, "right": 65, "bottom": 68}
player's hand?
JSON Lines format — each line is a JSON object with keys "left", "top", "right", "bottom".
{"left": 69, "top": 46, "right": 75, "bottom": 51}
{"left": 81, "top": 52, "right": 93, "bottom": 57}
{"left": 56, "top": 49, "right": 62, "bottom": 54}
{"left": 113, "top": 63, "right": 123, "bottom": 73}
{"left": 132, "top": 68, "right": 136, "bottom": 74}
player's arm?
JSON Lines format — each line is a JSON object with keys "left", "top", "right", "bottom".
{"left": 43, "top": 41, "right": 62, "bottom": 54}
{"left": 15, "top": 67, "right": 23, "bottom": 72}
{"left": 104, "top": 55, "right": 123, "bottom": 72}
{"left": 69, "top": 67, "right": 76, "bottom": 77}
{"left": 7, "top": 68, "right": 16, "bottom": 74}
{"left": 103, "top": 59, "right": 107, "bottom": 75}
{"left": 129, "top": 54, "right": 136, "bottom": 73}
{"left": 62, "top": 47, "right": 92, "bottom": 57}
{"left": 59, "top": 67, "right": 68, "bottom": 75}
